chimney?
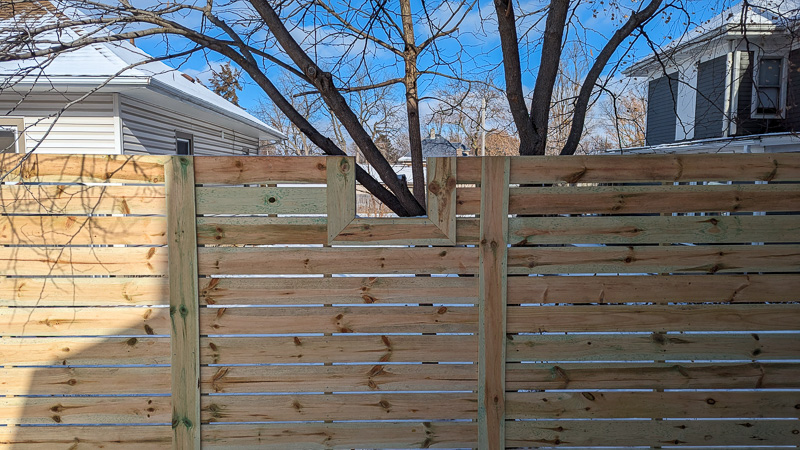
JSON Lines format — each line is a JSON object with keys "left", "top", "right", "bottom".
{"left": 429, "top": 129, "right": 435, "bottom": 139}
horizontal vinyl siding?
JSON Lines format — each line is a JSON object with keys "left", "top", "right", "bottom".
{"left": 120, "top": 96, "right": 259, "bottom": 156}
{"left": 0, "top": 93, "right": 117, "bottom": 154}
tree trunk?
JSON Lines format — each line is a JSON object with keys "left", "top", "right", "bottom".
{"left": 400, "top": 0, "right": 426, "bottom": 208}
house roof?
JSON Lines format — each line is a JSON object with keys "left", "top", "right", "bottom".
{"left": 0, "top": 1, "right": 286, "bottom": 140}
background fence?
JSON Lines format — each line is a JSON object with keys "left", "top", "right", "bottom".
{"left": 1, "top": 152, "right": 799, "bottom": 449}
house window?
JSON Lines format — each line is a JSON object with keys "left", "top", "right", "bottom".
{"left": 753, "top": 56, "right": 786, "bottom": 117}
{"left": 176, "top": 132, "right": 193, "bottom": 155}
{"left": 0, "top": 118, "right": 25, "bottom": 153}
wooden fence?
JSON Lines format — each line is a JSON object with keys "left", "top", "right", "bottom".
{"left": 1, "top": 152, "right": 799, "bottom": 449}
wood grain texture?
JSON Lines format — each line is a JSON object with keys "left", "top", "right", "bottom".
{"left": 197, "top": 217, "right": 327, "bottom": 245}
{"left": 0, "top": 216, "right": 167, "bottom": 245}
{"left": 0, "top": 277, "right": 169, "bottom": 306}
{"left": 0, "top": 246, "right": 168, "bottom": 276}
{"left": 0, "top": 396, "right": 170, "bottom": 424}
{"left": 0, "top": 366, "right": 171, "bottom": 395}
{"left": 426, "top": 156, "right": 457, "bottom": 242}
{"left": 196, "top": 186, "right": 326, "bottom": 215}
{"left": 0, "top": 337, "right": 170, "bottom": 365}
{"left": 327, "top": 156, "right": 356, "bottom": 242}
{"left": 0, "top": 425, "right": 172, "bottom": 449}
{"left": 0, "top": 153, "right": 168, "bottom": 184}
{"left": 334, "top": 218, "right": 451, "bottom": 245}
{"left": 193, "top": 156, "right": 327, "bottom": 184}
{"left": 0, "top": 307, "right": 170, "bottom": 336}
{"left": 0, "top": 184, "right": 166, "bottom": 215}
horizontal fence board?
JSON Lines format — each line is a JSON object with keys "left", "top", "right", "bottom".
{"left": 199, "top": 306, "right": 478, "bottom": 334}
{"left": 0, "top": 154, "right": 168, "bottom": 184}
{"left": 0, "top": 185, "right": 167, "bottom": 215}
{"left": 456, "top": 153, "right": 800, "bottom": 184}
{"left": 200, "top": 335, "right": 477, "bottom": 364}
{"left": 201, "top": 393, "right": 477, "bottom": 422}
{"left": 505, "top": 419, "right": 800, "bottom": 447}
{"left": 0, "top": 247, "right": 168, "bottom": 276}
{"left": 1, "top": 307, "right": 170, "bottom": 336}
{"left": 0, "top": 396, "right": 170, "bottom": 424}
{"left": 457, "top": 184, "right": 800, "bottom": 215}
{"left": 507, "top": 304, "right": 800, "bottom": 333}
{"left": 506, "top": 333, "right": 800, "bottom": 361}
{"left": 509, "top": 215, "right": 800, "bottom": 245}
{"left": 0, "top": 366, "right": 171, "bottom": 395}
{"left": 505, "top": 362, "right": 800, "bottom": 390}
{"left": 0, "top": 337, "right": 169, "bottom": 365}
{"left": 200, "top": 364, "right": 477, "bottom": 393}
{"left": 507, "top": 274, "right": 800, "bottom": 304}
{"left": 507, "top": 244, "right": 800, "bottom": 274}
{"left": 201, "top": 422, "right": 478, "bottom": 449}
{"left": 0, "top": 216, "right": 167, "bottom": 245}
{"left": 0, "top": 277, "right": 169, "bottom": 307}
{"left": 334, "top": 219, "right": 450, "bottom": 244}
{"left": 193, "top": 156, "right": 328, "bottom": 184}
{"left": 198, "top": 247, "right": 479, "bottom": 275}
{"left": 196, "top": 186, "right": 326, "bottom": 215}
{"left": 0, "top": 425, "right": 172, "bottom": 449}
{"left": 198, "top": 276, "right": 478, "bottom": 305}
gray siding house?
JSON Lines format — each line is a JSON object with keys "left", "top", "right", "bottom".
{"left": 626, "top": 0, "right": 800, "bottom": 153}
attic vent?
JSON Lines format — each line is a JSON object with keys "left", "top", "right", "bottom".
{"left": 181, "top": 73, "right": 196, "bottom": 83}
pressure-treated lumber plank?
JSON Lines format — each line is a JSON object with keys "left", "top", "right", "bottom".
{"left": 507, "top": 244, "right": 800, "bottom": 274}
{"left": 193, "top": 156, "right": 328, "bottom": 184}
{"left": 0, "top": 396, "right": 170, "bottom": 424}
{"left": 509, "top": 215, "right": 800, "bottom": 245}
{"left": 456, "top": 153, "right": 800, "bottom": 184}
{"left": 195, "top": 186, "right": 326, "bottom": 215}
{"left": 198, "top": 276, "right": 478, "bottom": 305}
{"left": 0, "top": 425, "right": 172, "bottom": 449}
{"left": 165, "top": 155, "right": 201, "bottom": 449}
{"left": 200, "top": 335, "right": 477, "bottom": 364}
{"left": 201, "top": 422, "right": 478, "bottom": 449}
{"left": 0, "top": 216, "right": 167, "bottom": 245}
{"left": 0, "top": 184, "right": 167, "bottom": 215}
{"left": 505, "top": 362, "right": 800, "bottom": 390}
{"left": 0, "top": 277, "right": 168, "bottom": 307}
{"left": 200, "top": 393, "right": 477, "bottom": 422}
{"left": 0, "top": 154, "right": 169, "bottom": 184}
{"left": 0, "top": 337, "right": 170, "bottom": 365}
{"left": 427, "top": 156, "right": 457, "bottom": 241}
{"left": 0, "top": 366, "right": 171, "bottom": 395}
{"left": 505, "top": 419, "right": 800, "bottom": 447}
{"left": 506, "top": 304, "right": 800, "bottom": 333}
{"left": 0, "top": 247, "right": 168, "bottom": 276}
{"left": 334, "top": 218, "right": 451, "bottom": 245}
{"left": 327, "top": 156, "right": 356, "bottom": 242}
{"left": 0, "top": 306, "right": 170, "bottom": 336}
{"left": 505, "top": 391, "right": 800, "bottom": 419}
{"left": 197, "top": 217, "right": 327, "bottom": 245}
{"left": 506, "top": 274, "right": 800, "bottom": 304}
{"left": 200, "top": 364, "right": 477, "bottom": 393}
{"left": 199, "top": 306, "right": 478, "bottom": 334}
{"left": 198, "top": 247, "right": 479, "bottom": 275}
{"left": 506, "top": 332, "right": 800, "bottom": 361}
{"left": 457, "top": 183, "right": 800, "bottom": 215}
{"left": 477, "top": 156, "right": 509, "bottom": 450}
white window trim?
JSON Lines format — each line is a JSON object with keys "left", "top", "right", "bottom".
{"left": 0, "top": 117, "right": 26, "bottom": 153}
{"left": 750, "top": 51, "right": 789, "bottom": 119}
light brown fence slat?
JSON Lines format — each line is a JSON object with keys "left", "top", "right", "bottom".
{"left": 0, "top": 367, "right": 171, "bottom": 395}
{"left": 505, "top": 362, "right": 800, "bottom": 390}
{"left": 0, "top": 425, "right": 172, "bottom": 449}
{"left": 457, "top": 183, "right": 800, "bottom": 215}
{"left": 0, "top": 154, "right": 169, "bottom": 184}
{"left": 200, "top": 335, "right": 477, "bottom": 364}
{"left": 201, "top": 422, "right": 478, "bottom": 449}
{"left": 0, "top": 247, "right": 168, "bottom": 276}
{"left": 506, "top": 391, "right": 800, "bottom": 419}
{"left": 196, "top": 186, "right": 326, "bottom": 215}
{"left": 0, "top": 185, "right": 167, "bottom": 215}
{"left": 507, "top": 244, "right": 800, "bottom": 274}
{"left": 200, "top": 393, "right": 477, "bottom": 422}
{"left": 0, "top": 396, "right": 170, "bottom": 424}
{"left": 509, "top": 215, "right": 800, "bottom": 245}
{"left": 199, "top": 306, "right": 478, "bottom": 334}
{"left": 197, "top": 217, "right": 327, "bottom": 245}
{"left": 334, "top": 219, "right": 451, "bottom": 244}
{"left": 0, "top": 307, "right": 170, "bottom": 336}
{"left": 505, "top": 419, "right": 800, "bottom": 447}
{"left": 198, "top": 276, "right": 477, "bottom": 305}
{"left": 200, "top": 364, "right": 477, "bottom": 393}
{"left": 507, "top": 274, "right": 800, "bottom": 304}
{"left": 193, "top": 156, "right": 328, "bottom": 184}
{"left": 506, "top": 333, "right": 800, "bottom": 361}
{"left": 0, "top": 337, "right": 169, "bottom": 365}
{"left": 0, "top": 216, "right": 167, "bottom": 245}
{"left": 0, "top": 277, "right": 169, "bottom": 307}
{"left": 197, "top": 247, "right": 479, "bottom": 275}
{"left": 507, "top": 304, "right": 800, "bottom": 333}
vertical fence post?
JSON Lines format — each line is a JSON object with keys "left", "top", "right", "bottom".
{"left": 478, "top": 156, "right": 510, "bottom": 449}
{"left": 165, "top": 155, "right": 201, "bottom": 450}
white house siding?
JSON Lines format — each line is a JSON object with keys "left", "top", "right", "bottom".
{"left": 0, "top": 92, "right": 118, "bottom": 154}
{"left": 119, "top": 95, "right": 259, "bottom": 156}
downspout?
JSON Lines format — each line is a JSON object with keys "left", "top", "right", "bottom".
{"left": 723, "top": 39, "right": 735, "bottom": 137}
